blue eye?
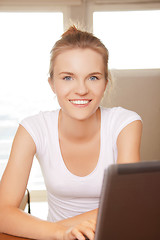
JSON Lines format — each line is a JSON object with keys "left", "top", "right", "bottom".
{"left": 63, "top": 76, "right": 72, "bottom": 81}
{"left": 89, "top": 76, "right": 98, "bottom": 81}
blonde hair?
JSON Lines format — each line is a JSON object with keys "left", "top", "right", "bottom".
{"left": 49, "top": 25, "right": 109, "bottom": 82}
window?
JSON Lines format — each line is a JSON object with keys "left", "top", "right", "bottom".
{"left": 0, "top": 12, "right": 63, "bottom": 189}
{"left": 93, "top": 10, "right": 160, "bottom": 69}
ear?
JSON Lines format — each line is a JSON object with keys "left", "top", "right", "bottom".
{"left": 48, "top": 77, "right": 55, "bottom": 93}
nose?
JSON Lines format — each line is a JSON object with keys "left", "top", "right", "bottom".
{"left": 75, "top": 80, "right": 89, "bottom": 95}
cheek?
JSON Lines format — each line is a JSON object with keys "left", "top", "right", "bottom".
{"left": 91, "top": 83, "right": 106, "bottom": 96}
{"left": 54, "top": 82, "right": 71, "bottom": 98}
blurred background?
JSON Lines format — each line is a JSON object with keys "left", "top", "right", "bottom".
{"left": 0, "top": 0, "right": 160, "bottom": 219}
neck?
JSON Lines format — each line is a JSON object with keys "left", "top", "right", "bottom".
{"left": 58, "top": 108, "right": 101, "bottom": 142}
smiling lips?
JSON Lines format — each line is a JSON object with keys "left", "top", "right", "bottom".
{"left": 69, "top": 99, "right": 92, "bottom": 106}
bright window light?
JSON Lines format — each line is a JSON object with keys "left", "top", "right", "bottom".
{"left": 0, "top": 12, "right": 63, "bottom": 188}
{"left": 93, "top": 10, "right": 160, "bottom": 69}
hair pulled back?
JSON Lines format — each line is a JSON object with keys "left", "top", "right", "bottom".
{"left": 49, "top": 25, "right": 109, "bottom": 81}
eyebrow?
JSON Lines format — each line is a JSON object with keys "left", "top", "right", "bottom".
{"left": 59, "top": 72, "right": 103, "bottom": 76}
{"left": 88, "top": 72, "right": 103, "bottom": 76}
{"left": 59, "top": 72, "right": 74, "bottom": 76}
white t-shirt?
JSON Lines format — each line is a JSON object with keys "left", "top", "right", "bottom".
{"left": 20, "top": 107, "right": 142, "bottom": 222}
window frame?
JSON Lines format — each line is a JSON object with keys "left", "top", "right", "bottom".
{"left": 86, "top": 0, "right": 160, "bottom": 32}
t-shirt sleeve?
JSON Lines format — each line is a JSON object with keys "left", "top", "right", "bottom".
{"left": 112, "top": 107, "right": 142, "bottom": 147}
{"left": 20, "top": 113, "right": 45, "bottom": 156}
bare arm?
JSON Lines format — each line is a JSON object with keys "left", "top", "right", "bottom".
{"left": 116, "top": 120, "right": 143, "bottom": 164}
{"left": 0, "top": 125, "right": 58, "bottom": 240}
{"left": 0, "top": 126, "right": 95, "bottom": 240}
{"left": 58, "top": 209, "right": 98, "bottom": 227}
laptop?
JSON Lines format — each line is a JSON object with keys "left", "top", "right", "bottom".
{"left": 95, "top": 160, "right": 160, "bottom": 240}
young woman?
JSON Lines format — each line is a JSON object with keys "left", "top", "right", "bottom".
{"left": 0, "top": 26, "right": 142, "bottom": 240}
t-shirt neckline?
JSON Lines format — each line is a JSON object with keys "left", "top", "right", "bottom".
{"left": 55, "top": 107, "right": 104, "bottom": 180}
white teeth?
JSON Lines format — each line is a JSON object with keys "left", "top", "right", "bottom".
{"left": 70, "top": 100, "right": 90, "bottom": 105}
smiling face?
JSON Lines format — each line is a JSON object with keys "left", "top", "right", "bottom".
{"left": 49, "top": 48, "right": 107, "bottom": 121}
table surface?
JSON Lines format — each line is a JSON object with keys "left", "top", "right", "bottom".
{"left": 0, "top": 233, "right": 33, "bottom": 240}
